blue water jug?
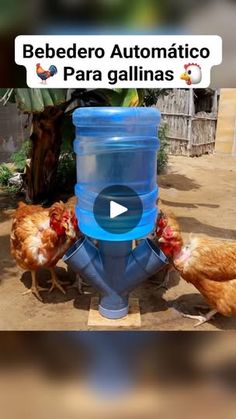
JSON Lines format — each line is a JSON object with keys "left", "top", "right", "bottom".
{"left": 73, "top": 107, "right": 161, "bottom": 241}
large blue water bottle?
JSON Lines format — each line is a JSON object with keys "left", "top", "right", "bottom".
{"left": 73, "top": 107, "right": 161, "bottom": 241}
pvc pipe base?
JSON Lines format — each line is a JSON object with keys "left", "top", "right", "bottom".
{"left": 88, "top": 297, "right": 141, "bottom": 327}
{"left": 99, "top": 304, "right": 129, "bottom": 320}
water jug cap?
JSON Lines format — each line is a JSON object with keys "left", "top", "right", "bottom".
{"left": 73, "top": 107, "right": 161, "bottom": 127}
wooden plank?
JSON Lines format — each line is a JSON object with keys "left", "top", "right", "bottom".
{"left": 88, "top": 297, "right": 141, "bottom": 328}
{"left": 191, "top": 142, "right": 215, "bottom": 146}
{"left": 161, "top": 112, "right": 191, "bottom": 117}
{"left": 187, "top": 89, "right": 194, "bottom": 153}
{"left": 233, "top": 117, "right": 236, "bottom": 157}
{"left": 215, "top": 88, "right": 236, "bottom": 155}
{"left": 212, "top": 89, "right": 219, "bottom": 116}
{"left": 192, "top": 116, "right": 217, "bottom": 121}
{"left": 166, "top": 135, "right": 188, "bottom": 141}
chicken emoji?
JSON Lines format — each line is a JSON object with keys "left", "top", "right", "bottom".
{"left": 180, "top": 63, "right": 202, "bottom": 85}
{"left": 36, "top": 63, "right": 58, "bottom": 84}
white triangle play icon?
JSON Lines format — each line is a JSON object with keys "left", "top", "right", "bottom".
{"left": 110, "top": 200, "right": 128, "bottom": 219}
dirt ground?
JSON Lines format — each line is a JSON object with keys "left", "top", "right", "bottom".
{"left": 1, "top": 154, "right": 236, "bottom": 331}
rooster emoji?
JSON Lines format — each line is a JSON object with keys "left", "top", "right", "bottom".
{"left": 36, "top": 63, "right": 58, "bottom": 84}
{"left": 180, "top": 63, "right": 202, "bottom": 85}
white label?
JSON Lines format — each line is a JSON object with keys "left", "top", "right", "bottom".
{"left": 15, "top": 35, "right": 222, "bottom": 88}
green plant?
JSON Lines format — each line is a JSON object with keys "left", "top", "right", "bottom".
{"left": 157, "top": 124, "right": 169, "bottom": 174}
{"left": 142, "top": 89, "right": 170, "bottom": 107}
{"left": 5, "top": 185, "right": 21, "bottom": 194}
{"left": 0, "top": 88, "right": 143, "bottom": 203}
{"left": 56, "top": 152, "right": 76, "bottom": 191}
{"left": 55, "top": 116, "right": 76, "bottom": 191}
{"left": 0, "top": 164, "right": 13, "bottom": 186}
{"left": 11, "top": 139, "right": 31, "bottom": 172}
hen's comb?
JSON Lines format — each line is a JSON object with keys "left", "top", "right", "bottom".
{"left": 184, "top": 63, "right": 201, "bottom": 70}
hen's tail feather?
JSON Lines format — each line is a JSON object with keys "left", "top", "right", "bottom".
{"left": 49, "top": 65, "right": 57, "bottom": 76}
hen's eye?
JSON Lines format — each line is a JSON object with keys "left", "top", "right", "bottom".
{"left": 188, "top": 70, "right": 191, "bottom": 75}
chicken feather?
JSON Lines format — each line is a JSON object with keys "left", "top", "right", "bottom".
{"left": 11, "top": 199, "right": 80, "bottom": 299}
{"left": 174, "top": 236, "right": 236, "bottom": 317}
{"left": 154, "top": 209, "right": 236, "bottom": 324}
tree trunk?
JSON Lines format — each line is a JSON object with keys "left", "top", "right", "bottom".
{"left": 25, "top": 107, "right": 64, "bottom": 203}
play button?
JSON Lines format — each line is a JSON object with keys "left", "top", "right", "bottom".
{"left": 93, "top": 185, "right": 143, "bottom": 236}
{"left": 110, "top": 201, "right": 128, "bottom": 219}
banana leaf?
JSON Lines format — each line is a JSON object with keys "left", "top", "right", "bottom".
{"left": 16, "top": 88, "right": 68, "bottom": 113}
{"left": 91, "top": 88, "right": 142, "bottom": 107}
{"left": 0, "top": 88, "right": 144, "bottom": 114}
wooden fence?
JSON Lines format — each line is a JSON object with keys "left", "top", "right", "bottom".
{"left": 0, "top": 103, "right": 28, "bottom": 163}
{"left": 155, "top": 89, "right": 218, "bottom": 156}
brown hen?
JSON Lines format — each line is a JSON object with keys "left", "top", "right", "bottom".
{"left": 155, "top": 209, "right": 236, "bottom": 326}
{"left": 11, "top": 199, "right": 80, "bottom": 300}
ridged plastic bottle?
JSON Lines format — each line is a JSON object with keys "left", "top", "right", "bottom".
{"left": 73, "top": 107, "right": 161, "bottom": 241}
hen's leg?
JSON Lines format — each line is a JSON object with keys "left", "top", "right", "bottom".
{"left": 77, "top": 274, "right": 83, "bottom": 294}
{"left": 48, "top": 268, "right": 66, "bottom": 294}
{"left": 182, "top": 309, "right": 218, "bottom": 327}
{"left": 156, "top": 269, "right": 170, "bottom": 290}
{"left": 76, "top": 274, "right": 91, "bottom": 295}
{"left": 23, "top": 270, "right": 48, "bottom": 301}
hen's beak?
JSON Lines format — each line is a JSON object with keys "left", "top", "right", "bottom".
{"left": 180, "top": 72, "right": 190, "bottom": 81}
{"left": 158, "top": 237, "right": 167, "bottom": 243}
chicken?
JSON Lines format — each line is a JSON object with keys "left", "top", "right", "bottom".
{"left": 154, "top": 209, "right": 236, "bottom": 326}
{"left": 152, "top": 207, "right": 183, "bottom": 289}
{"left": 180, "top": 63, "right": 202, "bottom": 85}
{"left": 155, "top": 208, "right": 183, "bottom": 256}
{"left": 36, "top": 64, "right": 57, "bottom": 84}
{"left": 11, "top": 200, "right": 80, "bottom": 300}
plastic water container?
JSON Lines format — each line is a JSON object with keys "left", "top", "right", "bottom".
{"left": 73, "top": 107, "right": 161, "bottom": 241}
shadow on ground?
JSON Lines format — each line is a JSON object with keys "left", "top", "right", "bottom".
{"left": 0, "top": 190, "right": 23, "bottom": 210}
{"left": 0, "top": 209, "right": 15, "bottom": 223}
{"left": 20, "top": 267, "right": 78, "bottom": 304}
{"left": 158, "top": 173, "right": 201, "bottom": 191}
{"left": 0, "top": 234, "right": 15, "bottom": 279}
{"left": 178, "top": 216, "right": 236, "bottom": 239}
{"left": 138, "top": 270, "right": 181, "bottom": 316}
{"left": 161, "top": 198, "right": 219, "bottom": 209}
{"left": 169, "top": 293, "right": 236, "bottom": 331}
